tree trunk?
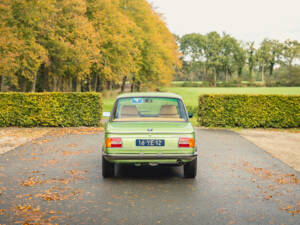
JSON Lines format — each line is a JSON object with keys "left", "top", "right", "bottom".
{"left": 0, "top": 76, "right": 2, "bottom": 92}
{"left": 97, "top": 75, "right": 103, "bottom": 92}
{"left": 261, "top": 64, "right": 265, "bottom": 82}
{"left": 269, "top": 63, "right": 274, "bottom": 77}
{"left": 58, "top": 76, "right": 63, "bottom": 92}
{"left": 131, "top": 76, "right": 135, "bottom": 92}
{"left": 88, "top": 78, "right": 92, "bottom": 92}
{"left": 52, "top": 76, "right": 58, "bottom": 92}
{"left": 225, "top": 70, "right": 228, "bottom": 83}
{"left": 249, "top": 66, "right": 253, "bottom": 81}
{"left": 213, "top": 72, "right": 217, "bottom": 87}
{"left": 42, "top": 65, "right": 49, "bottom": 92}
{"left": 136, "top": 81, "right": 141, "bottom": 92}
{"left": 18, "top": 75, "right": 27, "bottom": 92}
{"left": 65, "top": 78, "right": 72, "bottom": 92}
{"left": 238, "top": 67, "right": 242, "bottom": 79}
{"left": 31, "top": 74, "right": 37, "bottom": 92}
{"left": 93, "top": 74, "right": 98, "bottom": 92}
{"left": 106, "top": 81, "right": 111, "bottom": 90}
{"left": 121, "top": 76, "right": 127, "bottom": 92}
{"left": 75, "top": 78, "right": 80, "bottom": 92}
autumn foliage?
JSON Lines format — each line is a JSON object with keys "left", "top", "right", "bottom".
{"left": 0, "top": 0, "right": 180, "bottom": 92}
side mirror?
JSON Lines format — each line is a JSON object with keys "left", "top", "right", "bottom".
{"left": 188, "top": 113, "right": 193, "bottom": 118}
{"left": 102, "top": 112, "right": 111, "bottom": 117}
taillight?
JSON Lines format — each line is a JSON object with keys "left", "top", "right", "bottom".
{"left": 106, "top": 138, "right": 122, "bottom": 148}
{"left": 178, "top": 138, "right": 195, "bottom": 148}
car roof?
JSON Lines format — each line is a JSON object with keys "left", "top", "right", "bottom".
{"left": 116, "top": 92, "right": 183, "bottom": 99}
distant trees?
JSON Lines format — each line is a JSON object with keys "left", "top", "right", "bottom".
{"left": 0, "top": 0, "right": 180, "bottom": 92}
{"left": 1, "top": 0, "right": 299, "bottom": 92}
{"left": 178, "top": 32, "right": 300, "bottom": 86}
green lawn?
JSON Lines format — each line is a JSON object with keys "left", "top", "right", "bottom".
{"left": 102, "top": 87, "right": 300, "bottom": 113}
{"left": 163, "top": 87, "right": 300, "bottom": 106}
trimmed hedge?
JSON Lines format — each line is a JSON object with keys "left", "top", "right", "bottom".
{"left": 0, "top": 93, "right": 102, "bottom": 127}
{"left": 198, "top": 94, "right": 300, "bottom": 128}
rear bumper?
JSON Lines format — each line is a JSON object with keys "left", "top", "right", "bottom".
{"left": 103, "top": 152, "right": 198, "bottom": 161}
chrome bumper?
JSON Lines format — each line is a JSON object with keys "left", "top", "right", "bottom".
{"left": 103, "top": 153, "right": 198, "bottom": 161}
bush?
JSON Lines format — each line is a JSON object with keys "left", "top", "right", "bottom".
{"left": 0, "top": 93, "right": 102, "bottom": 127}
{"left": 198, "top": 94, "right": 300, "bottom": 128}
{"left": 185, "top": 105, "right": 198, "bottom": 115}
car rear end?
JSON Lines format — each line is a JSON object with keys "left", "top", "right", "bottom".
{"left": 102, "top": 93, "right": 197, "bottom": 178}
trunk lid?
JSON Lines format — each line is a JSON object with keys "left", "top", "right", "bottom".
{"left": 106, "top": 122, "right": 194, "bottom": 134}
{"left": 105, "top": 122, "right": 195, "bottom": 154}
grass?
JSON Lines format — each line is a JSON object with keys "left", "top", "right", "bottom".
{"left": 102, "top": 97, "right": 115, "bottom": 113}
{"left": 102, "top": 87, "right": 300, "bottom": 119}
{"left": 162, "top": 87, "right": 300, "bottom": 106}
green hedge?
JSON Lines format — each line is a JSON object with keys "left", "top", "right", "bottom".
{"left": 198, "top": 94, "right": 300, "bottom": 128}
{"left": 0, "top": 93, "right": 102, "bottom": 127}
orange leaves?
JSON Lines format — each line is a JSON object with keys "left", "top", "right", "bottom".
{"left": 43, "top": 159, "right": 60, "bottom": 167}
{"left": 242, "top": 161, "right": 300, "bottom": 215}
{"left": 66, "top": 169, "right": 88, "bottom": 180}
{"left": 47, "top": 127, "right": 104, "bottom": 137}
{"left": 44, "top": 178, "right": 72, "bottom": 185}
{"left": 35, "top": 190, "right": 61, "bottom": 201}
{"left": 22, "top": 177, "right": 42, "bottom": 187}
{"left": 35, "top": 187, "right": 81, "bottom": 201}
{"left": 264, "top": 195, "right": 273, "bottom": 200}
{"left": 0, "top": 208, "right": 6, "bottom": 215}
{"left": 281, "top": 204, "right": 300, "bottom": 215}
{"left": 15, "top": 204, "right": 61, "bottom": 225}
{"left": 17, "top": 205, "right": 32, "bottom": 212}
{"left": 61, "top": 149, "right": 93, "bottom": 156}
{"left": 276, "top": 174, "right": 299, "bottom": 185}
{"left": 242, "top": 161, "right": 299, "bottom": 185}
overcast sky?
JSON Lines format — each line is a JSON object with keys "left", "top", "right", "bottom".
{"left": 147, "top": 0, "right": 300, "bottom": 44}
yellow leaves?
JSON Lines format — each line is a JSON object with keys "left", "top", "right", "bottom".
{"left": 0, "top": 208, "right": 6, "bottom": 215}
{"left": 35, "top": 187, "right": 81, "bottom": 201}
{"left": 17, "top": 205, "right": 32, "bottom": 212}
{"left": 281, "top": 204, "right": 300, "bottom": 215}
{"left": 275, "top": 174, "right": 299, "bottom": 185}
{"left": 2, "top": 0, "right": 179, "bottom": 90}
{"left": 22, "top": 177, "right": 42, "bottom": 187}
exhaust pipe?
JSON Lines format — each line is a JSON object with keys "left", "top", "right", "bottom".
{"left": 176, "top": 159, "right": 183, "bottom": 166}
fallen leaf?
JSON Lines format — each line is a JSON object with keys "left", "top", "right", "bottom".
{"left": 264, "top": 195, "right": 272, "bottom": 200}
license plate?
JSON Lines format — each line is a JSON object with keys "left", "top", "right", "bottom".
{"left": 136, "top": 139, "right": 165, "bottom": 147}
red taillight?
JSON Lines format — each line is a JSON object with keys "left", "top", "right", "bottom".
{"left": 106, "top": 138, "right": 122, "bottom": 148}
{"left": 178, "top": 138, "right": 195, "bottom": 148}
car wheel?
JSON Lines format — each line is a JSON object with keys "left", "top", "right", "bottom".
{"left": 184, "top": 158, "right": 197, "bottom": 178}
{"left": 102, "top": 156, "right": 115, "bottom": 178}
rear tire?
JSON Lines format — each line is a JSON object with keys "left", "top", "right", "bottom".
{"left": 102, "top": 156, "right": 115, "bottom": 178}
{"left": 184, "top": 158, "right": 197, "bottom": 178}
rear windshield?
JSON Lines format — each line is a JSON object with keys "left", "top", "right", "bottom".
{"left": 112, "top": 97, "right": 188, "bottom": 122}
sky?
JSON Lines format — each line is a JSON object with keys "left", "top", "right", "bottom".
{"left": 147, "top": 0, "right": 300, "bottom": 44}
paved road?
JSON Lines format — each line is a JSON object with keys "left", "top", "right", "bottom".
{"left": 0, "top": 129, "right": 299, "bottom": 225}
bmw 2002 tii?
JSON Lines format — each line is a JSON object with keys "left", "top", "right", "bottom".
{"left": 102, "top": 92, "right": 197, "bottom": 178}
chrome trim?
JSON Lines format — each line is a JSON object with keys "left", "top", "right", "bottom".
{"left": 107, "top": 131, "right": 194, "bottom": 134}
{"left": 103, "top": 153, "right": 198, "bottom": 161}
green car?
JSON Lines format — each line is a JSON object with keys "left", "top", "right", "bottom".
{"left": 102, "top": 92, "right": 197, "bottom": 178}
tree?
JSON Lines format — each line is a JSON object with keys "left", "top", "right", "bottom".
{"left": 282, "top": 40, "right": 300, "bottom": 67}
{"left": 245, "top": 42, "right": 256, "bottom": 80}
{"left": 180, "top": 33, "right": 206, "bottom": 81}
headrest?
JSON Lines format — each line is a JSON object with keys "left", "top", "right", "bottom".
{"left": 159, "top": 105, "right": 178, "bottom": 117}
{"left": 120, "top": 105, "right": 139, "bottom": 118}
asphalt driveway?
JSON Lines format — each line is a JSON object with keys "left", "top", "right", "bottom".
{"left": 0, "top": 128, "right": 299, "bottom": 225}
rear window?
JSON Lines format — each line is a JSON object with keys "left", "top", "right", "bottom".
{"left": 112, "top": 97, "right": 188, "bottom": 122}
